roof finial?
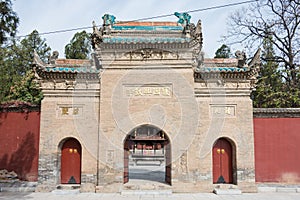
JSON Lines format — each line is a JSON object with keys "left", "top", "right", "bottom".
{"left": 102, "top": 14, "right": 116, "bottom": 26}
{"left": 174, "top": 12, "right": 191, "bottom": 26}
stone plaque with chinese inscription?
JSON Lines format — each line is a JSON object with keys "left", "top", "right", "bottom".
{"left": 57, "top": 104, "right": 83, "bottom": 118}
{"left": 123, "top": 84, "right": 172, "bottom": 98}
{"left": 210, "top": 105, "right": 236, "bottom": 118}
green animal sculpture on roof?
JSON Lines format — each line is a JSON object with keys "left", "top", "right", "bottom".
{"left": 102, "top": 14, "right": 116, "bottom": 26}
{"left": 174, "top": 12, "right": 191, "bottom": 26}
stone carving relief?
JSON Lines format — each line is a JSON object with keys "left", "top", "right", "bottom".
{"left": 190, "top": 20, "right": 203, "bottom": 44}
{"left": 48, "top": 51, "right": 59, "bottom": 65}
{"left": 124, "top": 49, "right": 179, "bottom": 61}
{"left": 247, "top": 48, "right": 261, "bottom": 89}
{"left": 140, "top": 49, "right": 153, "bottom": 60}
{"left": 179, "top": 151, "right": 188, "bottom": 174}
{"left": 106, "top": 150, "right": 114, "bottom": 165}
{"left": 190, "top": 20, "right": 203, "bottom": 68}
{"left": 100, "top": 164, "right": 114, "bottom": 175}
{"left": 41, "top": 80, "right": 99, "bottom": 90}
{"left": 235, "top": 50, "right": 247, "bottom": 68}
{"left": 65, "top": 80, "right": 76, "bottom": 89}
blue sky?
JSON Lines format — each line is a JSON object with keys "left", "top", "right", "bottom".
{"left": 13, "top": 0, "right": 248, "bottom": 58}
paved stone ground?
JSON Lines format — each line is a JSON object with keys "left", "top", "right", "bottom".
{"left": 0, "top": 192, "right": 300, "bottom": 200}
{"left": 1, "top": 165, "right": 299, "bottom": 199}
{"left": 129, "top": 164, "right": 165, "bottom": 183}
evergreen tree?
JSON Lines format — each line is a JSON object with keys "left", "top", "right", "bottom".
{"left": 65, "top": 31, "right": 91, "bottom": 59}
{"left": 0, "top": 0, "right": 19, "bottom": 45}
{"left": 16, "top": 30, "right": 51, "bottom": 74}
{"left": 0, "top": 30, "right": 51, "bottom": 104}
{"left": 252, "top": 35, "right": 283, "bottom": 107}
{"left": 226, "top": 0, "right": 300, "bottom": 107}
{"left": 7, "top": 69, "right": 43, "bottom": 105}
{"left": 214, "top": 44, "right": 231, "bottom": 58}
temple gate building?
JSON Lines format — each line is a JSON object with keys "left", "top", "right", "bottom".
{"left": 33, "top": 13, "right": 260, "bottom": 193}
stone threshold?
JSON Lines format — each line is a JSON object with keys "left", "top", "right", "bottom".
{"left": 213, "top": 184, "right": 242, "bottom": 195}
{"left": 122, "top": 180, "right": 172, "bottom": 195}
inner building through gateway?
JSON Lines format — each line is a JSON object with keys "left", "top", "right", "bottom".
{"left": 34, "top": 13, "right": 260, "bottom": 193}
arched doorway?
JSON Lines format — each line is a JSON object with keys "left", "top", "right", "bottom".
{"left": 60, "top": 138, "right": 82, "bottom": 184}
{"left": 124, "top": 124, "right": 171, "bottom": 185}
{"left": 212, "top": 138, "right": 235, "bottom": 184}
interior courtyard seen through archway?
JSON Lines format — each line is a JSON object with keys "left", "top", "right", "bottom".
{"left": 124, "top": 124, "right": 171, "bottom": 185}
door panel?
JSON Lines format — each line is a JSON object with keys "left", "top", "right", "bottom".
{"left": 213, "top": 138, "right": 233, "bottom": 184}
{"left": 165, "top": 142, "right": 171, "bottom": 185}
{"left": 124, "top": 141, "right": 129, "bottom": 184}
{"left": 61, "top": 139, "right": 81, "bottom": 184}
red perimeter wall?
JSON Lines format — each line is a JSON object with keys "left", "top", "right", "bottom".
{"left": 0, "top": 111, "right": 40, "bottom": 181}
{"left": 254, "top": 118, "right": 300, "bottom": 183}
{"left": 1, "top": 108, "right": 299, "bottom": 184}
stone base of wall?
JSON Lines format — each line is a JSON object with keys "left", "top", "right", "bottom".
{"left": 238, "top": 182, "right": 257, "bottom": 193}
{"left": 96, "top": 183, "right": 123, "bottom": 193}
{"left": 81, "top": 174, "right": 97, "bottom": 185}
{"left": 35, "top": 183, "right": 96, "bottom": 193}
{"left": 35, "top": 184, "right": 56, "bottom": 192}
{"left": 80, "top": 183, "right": 96, "bottom": 193}
{"left": 93, "top": 180, "right": 257, "bottom": 193}
{"left": 0, "top": 180, "right": 37, "bottom": 192}
{"left": 172, "top": 181, "right": 213, "bottom": 193}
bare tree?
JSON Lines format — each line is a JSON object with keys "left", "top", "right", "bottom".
{"left": 226, "top": 0, "right": 299, "bottom": 88}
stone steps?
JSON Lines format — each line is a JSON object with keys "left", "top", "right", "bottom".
{"left": 51, "top": 189, "right": 80, "bottom": 195}
{"left": 56, "top": 184, "right": 81, "bottom": 190}
{"left": 213, "top": 184, "right": 242, "bottom": 195}
{"left": 122, "top": 180, "right": 172, "bottom": 195}
{"left": 52, "top": 184, "right": 81, "bottom": 194}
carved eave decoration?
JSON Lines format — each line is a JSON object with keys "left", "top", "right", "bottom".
{"left": 33, "top": 50, "right": 100, "bottom": 81}
{"left": 194, "top": 49, "right": 261, "bottom": 90}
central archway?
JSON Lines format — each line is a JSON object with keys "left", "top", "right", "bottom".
{"left": 124, "top": 124, "right": 171, "bottom": 185}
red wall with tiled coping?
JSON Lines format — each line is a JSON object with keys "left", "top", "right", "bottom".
{"left": 1, "top": 108, "right": 300, "bottom": 184}
{"left": 0, "top": 111, "right": 40, "bottom": 181}
{"left": 254, "top": 118, "right": 300, "bottom": 183}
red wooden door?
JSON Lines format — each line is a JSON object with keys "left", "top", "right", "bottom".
{"left": 213, "top": 138, "right": 233, "bottom": 184}
{"left": 165, "top": 142, "right": 171, "bottom": 185}
{"left": 124, "top": 140, "right": 129, "bottom": 184}
{"left": 61, "top": 139, "right": 81, "bottom": 184}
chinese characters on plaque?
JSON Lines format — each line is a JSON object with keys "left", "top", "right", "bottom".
{"left": 211, "top": 105, "right": 236, "bottom": 118}
{"left": 59, "top": 106, "right": 82, "bottom": 116}
{"left": 124, "top": 85, "right": 172, "bottom": 97}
